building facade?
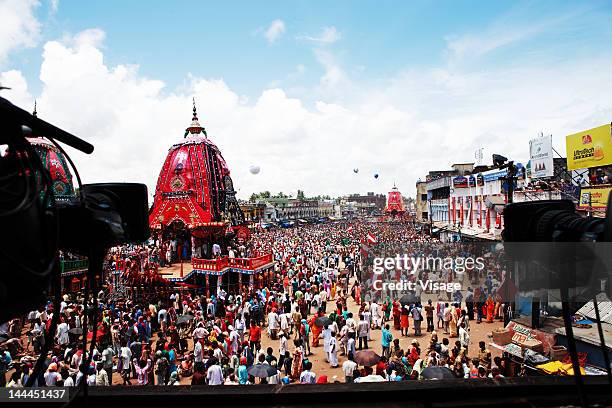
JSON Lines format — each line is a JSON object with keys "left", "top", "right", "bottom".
{"left": 253, "top": 197, "right": 337, "bottom": 221}
{"left": 415, "top": 181, "right": 428, "bottom": 222}
{"left": 436, "top": 166, "right": 560, "bottom": 242}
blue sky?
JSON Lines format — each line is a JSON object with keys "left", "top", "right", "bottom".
{"left": 12, "top": 0, "right": 610, "bottom": 100}
{"left": 2, "top": 0, "right": 612, "bottom": 199}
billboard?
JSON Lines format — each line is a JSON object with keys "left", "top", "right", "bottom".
{"left": 566, "top": 123, "right": 612, "bottom": 170}
{"left": 578, "top": 186, "right": 612, "bottom": 210}
{"left": 529, "top": 135, "right": 553, "bottom": 178}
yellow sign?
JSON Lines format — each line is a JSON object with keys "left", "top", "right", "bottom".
{"left": 578, "top": 186, "right": 612, "bottom": 210}
{"left": 566, "top": 124, "right": 612, "bottom": 170}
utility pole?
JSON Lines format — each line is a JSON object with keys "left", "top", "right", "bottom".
{"left": 500, "top": 160, "right": 517, "bottom": 326}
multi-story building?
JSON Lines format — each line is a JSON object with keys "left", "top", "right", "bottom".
{"left": 346, "top": 192, "right": 386, "bottom": 215}
{"left": 426, "top": 165, "right": 469, "bottom": 224}
{"left": 415, "top": 180, "right": 428, "bottom": 222}
{"left": 434, "top": 163, "right": 561, "bottom": 242}
{"left": 317, "top": 200, "right": 335, "bottom": 218}
{"left": 239, "top": 202, "right": 266, "bottom": 221}
{"left": 253, "top": 197, "right": 338, "bottom": 221}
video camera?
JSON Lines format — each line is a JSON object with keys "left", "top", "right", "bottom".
{"left": 0, "top": 96, "right": 149, "bottom": 322}
{"left": 502, "top": 198, "right": 612, "bottom": 298}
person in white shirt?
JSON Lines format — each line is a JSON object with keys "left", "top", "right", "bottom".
{"left": 101, "top": 346, "right": 114, "bottom": 375}
{"left": 56, "top": 320, "right": 70, "bottom": 346}
{"left": 312, "top": 293, "right": 321, "bottom": 313}
{"left": 363, "top": 306, "right": 372, "bottom": 341}
{"left": 213, "top": 345, "right": 224, "bottom": 361}
{"left": 206, "top": 363, "right": 224, "bottom": 385}
{"left": 44, "top": 364, "right": 61, "bottom": 386}
{"left": 322, "top": 325, "right": 332, "bottom": 362}
{"left": 267, "top": 309, "right": 280, "bottom": 339}
{"left": 95, "top": 363, "right": 110, "bottom": 386}
{"left": 278, "top": 332, "right": 288, "bottom": 366}
{"left": 229, "top": 326, "right": 239, "bottom": 354}
{"left": 119, "top": 345, "right": 132, "bottom": 385}
{"left": 194, "top": 339, "right": 203, "bottom": 363}
{"left": 342, "top": 355, "right": 357, "bottom": 383}
{"left": 370, "top": 302, "right": 381, "bottom": 329}
{"left": 458, "top": 322, "right": 470, "bottom": 353}
{"left": 299, "top": 361, "right": 316, "bottom": 384}
{"left": 193, "top": 322, "right": 207, "bottom": 340}
{"left": 328, "top": 334, "right": 339, "bottom": 368}
{"left": 279, "top": 313, "right": 289, "bottom": 334}
{"left": 319, "top": 289, "right": 328, "bottom": 312}
{"left": 345, "top": 313, "right": 357, "bottom": 337}
{"left": 347, "top": 335, "right": 356, "bottom": 358}
{"left": 63, "top": 374, "right": 75, "bottom": 387}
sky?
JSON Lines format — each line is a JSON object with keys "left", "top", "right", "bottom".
{"left": 2, "top": 0, "right": 612, "bottom": 201}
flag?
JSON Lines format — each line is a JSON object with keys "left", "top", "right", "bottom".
{"left": 347, "top": 226, "right": 354, "bottom": 233}
{"left": 366, "top": 232, "right": 377, "bottom": 245}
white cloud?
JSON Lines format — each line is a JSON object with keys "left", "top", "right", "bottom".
{"left": 3, "top": 26, "right": 612, "bottom": 200}
{"left": 72, "top": 28, "right": 106, "bottom": 49}
{"left": 445, "top": 10, "right": 580, "bottom": 60}
{"left": 297, "top": 26, "right": 341, "bottom": 44}
{"left": 0, "top": 69, "right": 32, "bottom": 107}
{"left": 0, "top": 0, "right": 41, "bottom": 65}
{"left": 50, "top": 0, "right": 59, "bottom": 13}
{"left": 264, "top": 19, "right": 285, "bottom": 43}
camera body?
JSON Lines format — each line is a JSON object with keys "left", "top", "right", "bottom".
{"left": 57, "top": 183, "right": 150, "bottom": 253}
{"left": 502, "top": 197, "right": 612, "bottom": 298}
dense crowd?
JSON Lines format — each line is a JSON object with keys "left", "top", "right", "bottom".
{"left": 0, "top": 219, "right": 508, "bottom": 387}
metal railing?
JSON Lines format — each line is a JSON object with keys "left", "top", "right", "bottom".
{"left": 60, "top": 258, "right": 89, "bottom": 273}
{"left": 191, "top": 253, "right": 273, "bottom": 272}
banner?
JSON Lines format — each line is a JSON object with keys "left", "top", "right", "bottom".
{"left": 452, "top": 176, "right": 468, "bottom": 188}
{"left": 476, "top": 173, "right": 484, "bottom": 186}
{"left": 468, "top": 175, "right": 476, "bottom": 187}
{"left": 566, "top": 124, "right": 612, "bottom": 170}
{"left": 578, "top": 186, "right": 612, "bottom": 210}
{"left": 529, "top": 135, "right": 553, "bottom": 178}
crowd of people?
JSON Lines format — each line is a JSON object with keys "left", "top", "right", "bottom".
{"left": 0, "top": 219, "right": 509, "bottom": 387}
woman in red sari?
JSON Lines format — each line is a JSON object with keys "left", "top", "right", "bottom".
{"left": 400, "top": 305, "right": 410, "bottom": 336}
{"left": 486, "top": 296, "right": 495, "bottom": 323}
{"left": 392, "top": 301, "right": 401, "bottom": 331}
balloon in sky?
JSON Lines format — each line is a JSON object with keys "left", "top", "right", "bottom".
{"left": 249, "top": 165, "right": 261, "bottom": 175}
{"left": 353, "top": 168, "right": 359, "bottom": 173}
{"left": 374, "top": 173, "right": 379, "bottom": 179}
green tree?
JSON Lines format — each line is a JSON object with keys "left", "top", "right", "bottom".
{"left": 249, "top": 191, "right": 271, "bottom": 201}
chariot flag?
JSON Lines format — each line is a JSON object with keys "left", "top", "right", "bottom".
{"left": 366, "top": 232, "right": 377, "bottom": 245}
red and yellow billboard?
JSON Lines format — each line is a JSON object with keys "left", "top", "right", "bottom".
{"left": 578, "top": 186, "right": 612, "bottom": 210}
{"left": 566, "top": 123, "right": 612, "bottom": 170}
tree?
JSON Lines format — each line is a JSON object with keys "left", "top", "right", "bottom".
{"left": 249, "top": 191, "right": 271, "bottom": 202}
{"left": 297, "top": 190, "right": 305, "bottom": 200}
